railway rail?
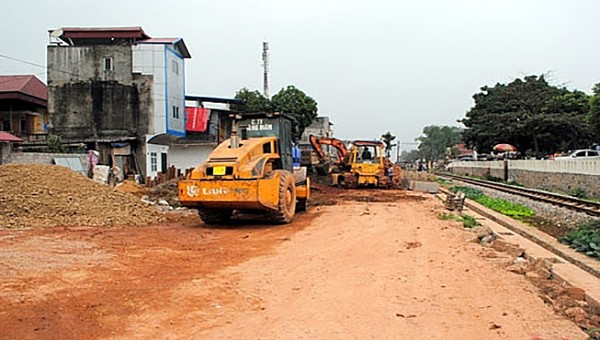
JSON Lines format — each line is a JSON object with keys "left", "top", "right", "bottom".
{"left": 439, "top": 173, "right": 600, "bottom": 217}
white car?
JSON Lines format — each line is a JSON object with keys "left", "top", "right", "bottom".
{"left": 554, "top": 149, "right": 600, "bottom": 160}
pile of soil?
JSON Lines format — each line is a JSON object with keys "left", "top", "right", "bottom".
{"left": 0, "top": 164, "right": 164, "bottom": 228}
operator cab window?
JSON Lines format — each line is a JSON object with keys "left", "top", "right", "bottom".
{"left": 263, "top": 142, "right": 272, "bottom": 154}
{"left": 358, "top": 146, "right": 375, "bottom": 163}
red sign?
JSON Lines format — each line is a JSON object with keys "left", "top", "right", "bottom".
{"left": 185, "top": 107, "right": 209, "bottom": 132}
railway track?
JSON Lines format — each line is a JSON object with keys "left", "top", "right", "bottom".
{"left": 439, "top": 173, "right": 600, "bottom": 217}
{"left": 438, "top": 173, "right": 600, "bottom": 280}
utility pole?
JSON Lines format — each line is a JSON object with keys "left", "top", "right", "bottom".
{"left": 262, "top": 42, "right": 269, "bottom": 98}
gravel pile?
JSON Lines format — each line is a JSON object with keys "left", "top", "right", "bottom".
{"left": 0, "top": 164, "right": 164, "bottom": 228}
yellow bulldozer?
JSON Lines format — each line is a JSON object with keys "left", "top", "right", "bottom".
{"left": 309, "top": 135, "right": 399, "bottom": 188}
{"left": 178, "top": 112, "right": 310, "bottom": 224}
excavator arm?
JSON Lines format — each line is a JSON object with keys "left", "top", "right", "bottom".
{"left": 309, "top": 134, "right": 348, "bottom": 165}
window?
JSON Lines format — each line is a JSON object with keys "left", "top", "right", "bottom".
{"left": 150, "top": 152, "right": 157, "bottom": 172}
{"left": 172, "top": 60, "right": 179, "bottom": 75}
{"left": 103, "top": 57, "right": 113, "bottom": 71}
{"left": 172, "top": 106, "right": 180, "bottom": 119}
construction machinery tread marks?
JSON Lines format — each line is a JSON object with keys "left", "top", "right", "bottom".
{"left": 198, "top": 208, "right": 233, "bottom": 225}
{"left": 267, "top": 169, "right": 296, "bottom": 223}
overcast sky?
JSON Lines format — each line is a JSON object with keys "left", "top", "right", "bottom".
{"left": 1, "top": 0, "right": 599, "bottom": 149}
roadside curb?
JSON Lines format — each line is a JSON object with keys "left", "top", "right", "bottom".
{"left": 439, "top": 190, "right": 600, "bottom": 310}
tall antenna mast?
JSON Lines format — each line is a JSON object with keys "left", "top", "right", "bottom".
{"left": 262, "top": 42, "right": 269, "bottom": 98}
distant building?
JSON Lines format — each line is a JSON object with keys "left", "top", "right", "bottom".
{"left": 46, "top": 26, "right": 191, "bottom": 180}
{"left": 299, "top": 116, "right": 333, "bottom": 146}
{"left": 0, "top": 75, "right": 48, "bottom": 144}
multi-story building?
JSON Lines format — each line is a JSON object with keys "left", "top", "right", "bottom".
{"left": 46, "top": 27, "right": 191, "bottom": 180}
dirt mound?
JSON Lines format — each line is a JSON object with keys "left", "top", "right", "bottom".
{"left": 0, "top": 164, "right": 164, "bottom": 228}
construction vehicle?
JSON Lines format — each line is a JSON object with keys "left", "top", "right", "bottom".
{"left": 310, "top": 135, "right": 397, "bottom": 188}
{"left": 178, "top": 112, "right": 310, "bottom": 224}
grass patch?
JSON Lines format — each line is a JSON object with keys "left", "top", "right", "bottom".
{"left": 451, "top": 186, "right": 535, "bottom": 221}
{"left": 438, "top": 212, "right": 457, "bottom": 220}
{"left": 437, "top": 212, "right": 481, "bottom": 229}
{"left": 506, "top": 179, "right": 523, "bottom": 187}
{"left": 435, "top": 177, "right": 452, "bottom": 186}
{"left": 461, "top": 215, "right": 481, "bottom": 229}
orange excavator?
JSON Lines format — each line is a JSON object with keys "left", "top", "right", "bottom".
{"left": 309, "top": 135, "right": 398, "bottom": 188}
{"left": 308, "top": 134, "right": 348, "bottom": 166}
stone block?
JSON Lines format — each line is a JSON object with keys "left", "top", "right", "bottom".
{"left": 408, "top": 181, "right": 440, "bottom": 193}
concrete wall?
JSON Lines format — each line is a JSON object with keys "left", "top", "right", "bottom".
{"left": 48, "top": 45, "right": 134, "bottom": 85}
{"left": 300, "top": 116, "right": 333, "bottom": 145}
{"left": 47, "top": 44, "right": 152, "bottom": 141}
{"left": 169, "top": 145, "right": 214, "bottom": 173}
{"left": 447, "top": 159, "right": 600, "bottom": 197}
{"left": 0, "top": 143, "right": 10, "bottom": 164}
{"left": 8, "top": 152, "right": 90, "bottom": 174}
{"left": 49, "top": 81, "right": 146, "bottom": 139}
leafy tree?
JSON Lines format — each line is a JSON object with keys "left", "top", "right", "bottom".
{"left": 233, "top": 88, "right": 271, "bottom": 112}
{"left": 400, "top": 149, "right": 421, "bottom": 163}
{"left": 588, "top": 83, "right": 600, "bottom": 143}
{"left": 271, "top": 85, "right": 318, "bottom": 141}
{"left": 461, "top": 75, "right": 592, "bottom": 158}
{"left": 380, "top": 131, "right": 396, "bottom": 157}
{"left": 234, "top": 86, "right": 318, "bottom": 141}
{"left": 416, "top": 125, "right": 462, "bottom": 162}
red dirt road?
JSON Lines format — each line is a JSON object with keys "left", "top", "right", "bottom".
{"left": 0, "top": 190, "right": 588, "bottom": 339}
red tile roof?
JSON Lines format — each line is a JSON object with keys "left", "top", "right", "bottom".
{"left": 0, "top": 131, "right": 23, "bottom": 143}
{"left": 0, "top": 75, "right": 47, "bottom": 106}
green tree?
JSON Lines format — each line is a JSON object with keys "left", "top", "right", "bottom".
{"left": 400, "top": 149, "right": 421, "bottom": 163}
{"left": 271, "top": 85, "right": 318, "bottom": 141}
{"left": 233, "top": 88, "right": 271, "bottom": 112}
{"left": 461, "top": 75, "right": 591, "bottom": 157}
{"left": 380, "top": 131, "right": 396, "bottom": 157}
{"left": 416, "top": 125, "right": 462, "bottom": 162}
{"left": 234, "top": 86, "right": 318, "bottom": 141}
{"left": 588, "top": 83, "right": 600, "bottom": 143}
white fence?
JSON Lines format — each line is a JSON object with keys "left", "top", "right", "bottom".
{"left": 448, "top": 159, "right": 600, "bottom": 176}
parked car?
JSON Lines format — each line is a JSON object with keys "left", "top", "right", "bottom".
{"left": 554, "top": 149, "right": 600, "bottom": 160}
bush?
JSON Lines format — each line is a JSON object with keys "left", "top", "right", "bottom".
{"left": 569, "top": 187, "right": 588, "bottom": 199}
{"left": 559, "top": 219, "right": 600, "bottom": 258}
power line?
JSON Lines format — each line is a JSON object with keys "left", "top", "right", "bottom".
{"left": 0, "top": 54, "right": 190, "bottom": 101}
{"left": 0, "top": 53, "right": 78, "bottom": 77}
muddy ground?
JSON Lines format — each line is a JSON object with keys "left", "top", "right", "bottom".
{"left": 0, "top": 182, "right": 598, "bottom": 339}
